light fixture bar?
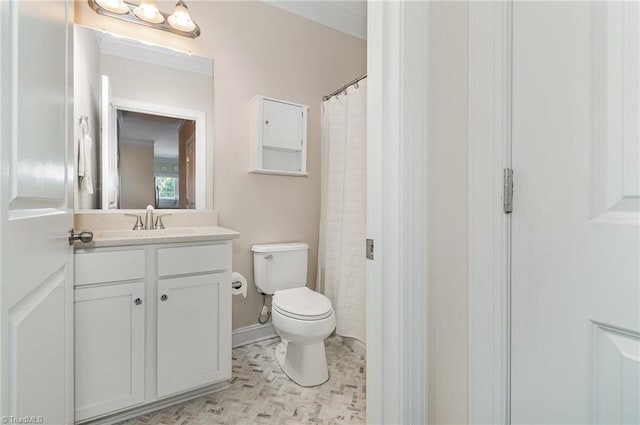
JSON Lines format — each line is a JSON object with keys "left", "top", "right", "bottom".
{"left": 88, "top": 0, "right": 201, "bottom": 39}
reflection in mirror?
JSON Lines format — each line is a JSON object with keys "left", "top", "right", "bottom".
{"left": 73, "top": 24, "right": 213, "bottom": 210}
{"left": 118, "top": 111, "right": 196, "bottom": 209}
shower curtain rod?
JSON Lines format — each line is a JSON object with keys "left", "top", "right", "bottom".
{"left": 323, "top": 73, "right": 367, "bottom": 101}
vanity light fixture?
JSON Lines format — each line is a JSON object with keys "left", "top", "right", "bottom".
{"left": 134, "top": 0, "right": 164, "bottom": 24}
{"left": 167, "top": 0, "right": 196, "bottom": 33}
{"left": 94, "top": 0, "right": 128, "bottom": 15}
{"left": 88, "top": 0, "right": 201, "bottom": 38}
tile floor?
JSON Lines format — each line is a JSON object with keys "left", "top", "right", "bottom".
{"left": 118, "top": 336, "right": 366, "bottom": 425}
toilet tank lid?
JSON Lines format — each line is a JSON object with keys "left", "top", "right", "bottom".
{"left": 251, "top": 242, "right": 309, "bottom": 253}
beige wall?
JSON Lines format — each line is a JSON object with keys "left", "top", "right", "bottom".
{"left": 428, "top": 2, "right": 469, "bottom": 424}
{"left": 119, "top": 142, "right": 155, "bottom": 209}
{"left": 75, "top": 1, "right": 367, "bottom": 329}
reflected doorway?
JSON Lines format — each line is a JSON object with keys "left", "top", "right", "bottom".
{"left": 118, "top": 110, "right": 196, "bottom": 209}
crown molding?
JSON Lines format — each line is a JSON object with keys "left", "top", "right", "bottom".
{"left": 96, "top": 30, "right": 213, "bottom": 76}
{"left": 263, "top": 1, "right": 366, "bottom": 40}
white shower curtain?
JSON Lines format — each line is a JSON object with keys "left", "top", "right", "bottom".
{"left": 317, "top": 78, "right": 367, "bottom": 344}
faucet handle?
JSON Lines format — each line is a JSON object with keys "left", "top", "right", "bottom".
{"left": 154, "top": 213, "right": 172, "bottom": 230}
{"left": 125, "top": 213, "right": 144, "bottom": 230}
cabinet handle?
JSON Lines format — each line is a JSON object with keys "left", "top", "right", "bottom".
{"left": 160, "top": 294, "right": 168, "bottom": 302}
{"left": 134, "top": 298, "right": 142, "bottom": 306}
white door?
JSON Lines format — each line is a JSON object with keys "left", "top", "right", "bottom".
{"left": 74, "top": 282, "right": 145, "bottom": 421}
{"left": 511, "top": 2, "right": 640, "bottom": 423}
{"left": 0, "top": 1, "right": 73, "bottom": 424}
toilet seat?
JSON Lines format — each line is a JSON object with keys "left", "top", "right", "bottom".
{"left": 273, "top": 287, "right": 333, "bottom": 321}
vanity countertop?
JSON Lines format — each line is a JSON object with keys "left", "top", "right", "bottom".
{"left": 80, "top": 226, "right": 240, "bottom": 248}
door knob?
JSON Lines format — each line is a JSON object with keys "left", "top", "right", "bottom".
{"left": 68, "top": 229, "right": 93, "bottom": 245}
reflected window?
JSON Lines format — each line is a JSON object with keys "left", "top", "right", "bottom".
{"left": 156, "top": 176, "right": 179, "bottom": 209}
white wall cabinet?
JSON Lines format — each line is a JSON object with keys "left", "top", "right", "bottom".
{"left": 74, "top": 241, "right": 232, "bottom": 423}
{"left": 249, "top": 96, "right": 309, "bottom": 176}
{"left": 74, "top": 282, "right": 146, "bottom": 422}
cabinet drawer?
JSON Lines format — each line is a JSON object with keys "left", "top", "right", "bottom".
{"left": 75, "top": 250, "right": 146, "bottom": 286}
{"left": 157, "top": 244, "right": 228, "bottom": 277}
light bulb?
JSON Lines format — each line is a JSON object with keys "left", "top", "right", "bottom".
{"left": 95, "top": 0, "right": 129, "bottom": 14}
{"left": 168, "top": 0, "right": 196, "bottom": 32}
{"left": 134, "top": 0, "right": 164, "bottom": 23}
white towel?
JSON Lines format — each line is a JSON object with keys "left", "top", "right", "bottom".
{"left": 78, "top": 133, "right": 94, "bottom": 194}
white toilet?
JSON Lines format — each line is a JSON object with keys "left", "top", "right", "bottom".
{"left": 252, "top": 242, "right": 336, "bottom": 387}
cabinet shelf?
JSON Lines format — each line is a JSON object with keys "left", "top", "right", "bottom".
{"left": 262, "top": 145, "right": 304, "bottom": 153}
{"left": 249, "top": 168, "right": 309, "bottom": 177}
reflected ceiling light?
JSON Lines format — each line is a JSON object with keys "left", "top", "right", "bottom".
{"left": 168, "top": 1, "right": 196, "bottom": 33}
{"left": 94, "top": 0, "right": 128, "bottom": 14}
{"left": 88, "top": 0, "right": 201, "bottom": 38}
{"left": 134, "top": 0, "right": 164, "bottom": 24}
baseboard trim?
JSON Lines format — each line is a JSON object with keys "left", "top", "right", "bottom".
{"left": 79, "top": 381, "right": 229, "bottom": 425}
{"left": 232, "top": 322, "right": 278, "bottom": 348}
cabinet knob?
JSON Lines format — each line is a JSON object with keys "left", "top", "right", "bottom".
{"left": 265, "top": 120, "right": 269, "bottom": 124}
{"left": 160, "top": 294, "right": 168, "bottom": 302}
{"left": 134, "top": 298, "right": 142, "bottom": 305}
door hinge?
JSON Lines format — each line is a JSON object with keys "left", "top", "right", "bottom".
{"left": 366, "top": 238, "right": 374, "bottom": 260}
{"left": 503, "top": 168, "right": 513, "bottom": 214}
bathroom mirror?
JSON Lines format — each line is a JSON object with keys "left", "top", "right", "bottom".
{"left": 73, "top": 24, "right": 213, "bottom": 210}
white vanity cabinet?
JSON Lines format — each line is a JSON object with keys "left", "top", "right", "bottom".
{"left": 74, "top": 240, "right": 232, "bottom": 424}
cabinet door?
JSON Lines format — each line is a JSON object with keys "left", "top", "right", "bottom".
{"left": 262, "top": 99, "right": 304, "bottom": 150}
{"left": 74, "top": 282, "right": 145, "bottom": 421}
{"left": 157, "top": 273, "right": 231, "bottom": 397}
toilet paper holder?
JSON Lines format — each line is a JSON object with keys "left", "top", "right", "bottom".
{"left": 231, "top": 272, "right": 248, "bottom": 298}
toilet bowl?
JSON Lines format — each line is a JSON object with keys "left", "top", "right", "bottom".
{"left": 251, "top": 243, "right": 336, "bottom": 387}
{"left": 271, "top": 287, "right": 336, "bottom": 386}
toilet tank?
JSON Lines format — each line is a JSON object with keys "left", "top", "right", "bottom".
{"left": 251, "top": 242, "right": 308, "bottom": 295}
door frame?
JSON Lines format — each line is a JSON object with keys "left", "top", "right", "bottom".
{"left": 367, "top": 1, "right": 429, "bottom": 423}
{"left": 467, "top": 2, "right": 512, "bottom": 424}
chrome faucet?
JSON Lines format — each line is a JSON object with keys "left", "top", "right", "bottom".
{"left": 144, "top": 205, "right": 154, "bottom": 230}
{"left": 154, "top": 213, "right": 171, "bottom": 230}
{"left": 125, "top": 213, "right": 144, "bottom": 230}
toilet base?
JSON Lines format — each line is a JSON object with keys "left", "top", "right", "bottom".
{"left": 275, "top": 340, "right": 329, "bottom": 387}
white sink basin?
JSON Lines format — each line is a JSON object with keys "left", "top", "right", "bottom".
{"left": 98, "top": 228, "right": 197, "bottom": 239}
